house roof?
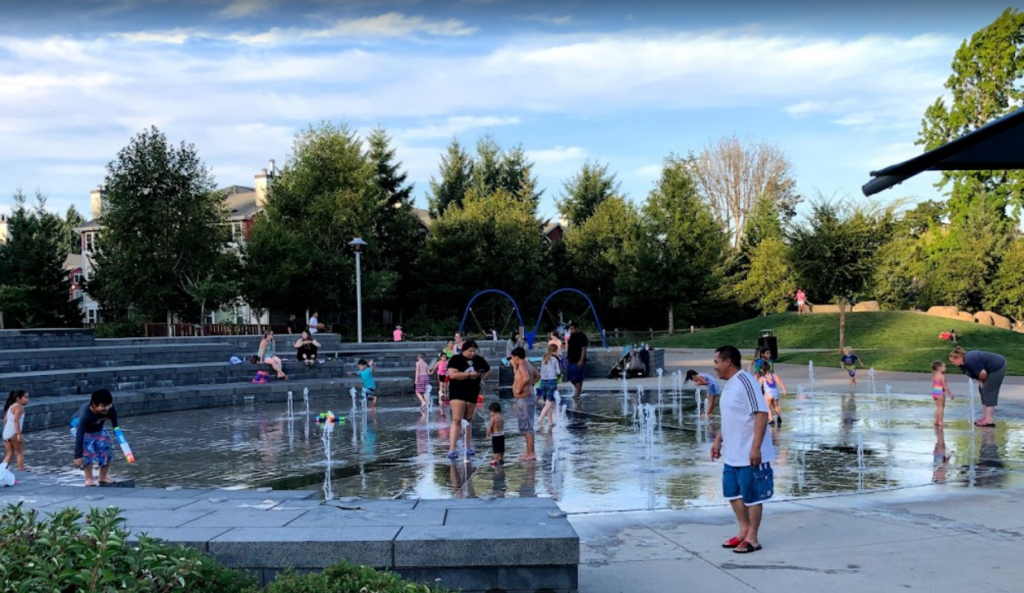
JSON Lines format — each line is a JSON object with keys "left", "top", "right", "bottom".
{"left": 222, "top": 188, "right": 261, "bottom": 221}
{"left": 74, "top": 219, "right": 103, "bottom": 232}
{"left": 413, "top": 207, "right": 431, "bottom": 228}
{"left": 863, "top": 105, "right": 1024, "bottom": 196}
{"left": 63, "top": 253, "right": 81, "bottom": 270}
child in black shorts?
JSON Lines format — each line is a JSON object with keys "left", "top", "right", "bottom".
{"left": 487, "top": 402, "right": 505, "bottom": 467}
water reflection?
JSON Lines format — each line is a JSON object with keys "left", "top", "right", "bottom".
{"left": 20, "top": 389, "right": 1024, "bottom": 512}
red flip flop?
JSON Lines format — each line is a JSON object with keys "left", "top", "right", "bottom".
{"left": 722, "top": 536, "right": 742, "bottom": 549}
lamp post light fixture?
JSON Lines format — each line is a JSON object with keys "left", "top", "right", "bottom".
{"left": 349, "top": 238, "right": 368, "bottom": 343}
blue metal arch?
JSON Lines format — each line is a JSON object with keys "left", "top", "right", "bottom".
{"left": 458, "top": 289, "right": 526, "bottom": 338}
{"left": 529, "top": 288, "right": 608, "bottom": 350}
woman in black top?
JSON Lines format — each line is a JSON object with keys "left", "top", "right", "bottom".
{"left": 445, "top": 339, "right": 491, "bottom": 460}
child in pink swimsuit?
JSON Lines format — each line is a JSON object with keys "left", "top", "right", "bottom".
{"left": 930, "top": 361, "right": 954, "bottom": 426}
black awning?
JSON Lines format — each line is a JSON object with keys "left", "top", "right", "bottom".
{"left": 862, "top": 105, "right": 1024, "bottom": 196}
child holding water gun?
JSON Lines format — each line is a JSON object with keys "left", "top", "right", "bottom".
{"left": 72, "top": 389, "right": 122, "bottom": 487}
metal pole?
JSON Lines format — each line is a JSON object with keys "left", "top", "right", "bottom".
{"left": 355, "top": 250, "right": 363, "bottom": 343}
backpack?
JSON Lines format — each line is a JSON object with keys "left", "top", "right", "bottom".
{"left": 252, "top": 371, "right": 270, "bottom": 384}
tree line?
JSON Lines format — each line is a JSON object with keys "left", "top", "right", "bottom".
{"left": 3, "top": 9, "right": 1024, "bottom": 339}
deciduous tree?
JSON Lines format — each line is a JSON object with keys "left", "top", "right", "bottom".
{"left": 691, "top": 135, "right": 798, "bottom": 249}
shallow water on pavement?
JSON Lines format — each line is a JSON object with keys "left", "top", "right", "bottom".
{"left": 23, "top": 386, "right": 1024, "bottom": 513}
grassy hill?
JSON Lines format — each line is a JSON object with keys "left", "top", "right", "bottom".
{"left": 653, "top": 312, "right": 1024, "bottom": 375}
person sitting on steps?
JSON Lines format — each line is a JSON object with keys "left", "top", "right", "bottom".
{"left": 294, "top": 331, "right": 320, "bottom": 366}
{"left": 258, "top": 330, "right": 287, "bottom": 380}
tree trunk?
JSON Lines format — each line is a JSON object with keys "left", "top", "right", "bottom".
{"left": 668, "top": 305, "right": 674, "bottom": 335}
{"left": 838, "top": 298, "right": 847, "bottom": 351}
{"left": 200, "top": 301, "right": 206, "bottom": 336}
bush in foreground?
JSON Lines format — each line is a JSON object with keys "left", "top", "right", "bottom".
{"left": 0, "top": 504, "right": 450, "bottom": 593}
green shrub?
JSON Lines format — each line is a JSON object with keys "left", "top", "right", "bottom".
{"left": 94, "top": 320, "right": 143, "bottom": 338}
{"left": 264, "top": 561, "right": 451, "bottom": 593}
{"left": 0, "top": 503, "right": 254, "bottom": 592}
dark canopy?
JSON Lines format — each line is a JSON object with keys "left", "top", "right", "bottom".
{"left": 863, "top": 105, "right": 1024, "bottom": 196}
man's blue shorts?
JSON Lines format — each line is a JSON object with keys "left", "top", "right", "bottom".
{"left": 566, "top": 362, "right": 585, "bottom": 384}
{"left": 723, "top": 463, "right": 774, "bottom": 506}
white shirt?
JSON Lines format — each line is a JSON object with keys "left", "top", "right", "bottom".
{"left": 540, "top": 356, "right": 561, "bottom": 380}
{"left": 308, "top": 317, "right": 318, "bottom": 333}
{"left": 720, "top": 370, "right": 775, "bottom": 468}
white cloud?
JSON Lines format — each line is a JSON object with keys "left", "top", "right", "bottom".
{"left": 634, "top": 164, "right": 661, "bottom": 178}
{"left": 220, "top": 0, "right": 277, "bottom": 18}
{"left": 522, "top": 15, "right": 573, "bottom": 26}
{"left": 527, "top": 146, "right": 586, "bottom": 164}
{"left": 109, "top": 29, "right": 195, "bottom": 44}
{"left": 225, "top": 12, "right": 477, "bottom": 44}
{"left": 396, "top": 116, "right": 521, "bottom": 140}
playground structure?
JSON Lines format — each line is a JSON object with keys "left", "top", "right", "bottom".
{"left": 458, "top": 288, "right": 609, "bottom": 350}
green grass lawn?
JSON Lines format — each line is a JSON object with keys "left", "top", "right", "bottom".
{"left": 653, "top": 312, "right": 1024, "bottom": 375}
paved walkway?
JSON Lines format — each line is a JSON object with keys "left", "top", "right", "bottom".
{"left": 572, "top": 482, "right": 1023, "bottom": 593}
{"left": 575, "top": 346, "right": 1024, "bottom": 592}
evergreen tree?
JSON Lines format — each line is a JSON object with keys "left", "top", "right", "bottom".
{"left": 557, "top": 160, "right": 621, "bottom": 226}
{"left": 64, "top": 204, "right": 84, "bottom": 255}
{"left": 87, "top": 127, "right": 230, "bottom": 323}
{"left": 498, "top": 145, "right": 542, "bottom": 210}
{"left": 0, "top": 190, "right": 82, "bottom": 328}
{"left": 564, "top": 196, "right": 639, "bottom": 324}
{"left": 471, "top": 134, "right": 502, "bottom": 198}
{"left": 918, "top": 8, "right": 1024, "bottom": 225}
{"left": 366, "top": 127, "right": 423, "bottom": 317}
{"left": 734, "top": 237, "right": 798, "bottom": 315}
{"left": 427, "top": 137, "right": 472, "bottom": 217}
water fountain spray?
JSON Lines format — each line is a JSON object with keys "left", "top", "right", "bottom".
{"left": 808, "top": 360, "right": 815, "bottom": 397}
{"left": 425, "top": 384, "right": 433, "bottom": 413}
{"left": 303, "top": 387, "right": 310, "bottom": 416}
{"left": 321, "top": 420, "right": 335, "bottom": 500}
{"left": 286, "top": 391, "right": 294, "bottom": 419}
{"left": 868, "top": 367, "right": 876, "bottom": 395}
{"left": 968, "top": 378, "right": 976, "bottom": 432}
{"left": 856, "top": 432, "right": 865, "bottom": 492}
{"left": 657, "top": 368, "right": 664, "bottom": 396}
{"left": 461, "top": 419, "right": 471, "bottom": 464}
{"left": 885, "top": 384, "right": 892, "bottom": 428}
{"left": 349, "top": 387, "right": 357, "bottom": 410}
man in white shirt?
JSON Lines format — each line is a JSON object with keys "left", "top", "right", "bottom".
{"left": 711, "top": 345, "right": 774, "bottom": 554}
{"left": 308, "top": 311, "right": 319, "bottom": 334}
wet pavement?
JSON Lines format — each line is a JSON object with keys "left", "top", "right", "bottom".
{"left": 21, "top": 378, "right": 1024, "bottom": 513}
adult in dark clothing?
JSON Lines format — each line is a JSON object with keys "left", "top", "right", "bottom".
{"left": 566, "top": 323, "right": 589, "bottom": 398}
{"left": 72, "top": 389, "right": 119, "bottom": 487}
{"left": 949, "top": 346, "right": 1006, "bottom": 427}
{"left": 446, "top": 339, "right": 491, "bottom": 460}
{"left": 293, "top": 331, "right": 321, "bottom": 366}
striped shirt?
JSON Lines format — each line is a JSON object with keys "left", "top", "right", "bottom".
{"left": 720, "top": 370, "right": 775, "bottom": 468}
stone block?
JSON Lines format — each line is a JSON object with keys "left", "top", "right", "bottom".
{"left": 208, "top": 527, "right": 398, "bottom": 569}
{"left": 413, "top": 567, "right": 498, "bottom": 591}
{"left": 809, "top": 304, "right": 849, "bottom": 314}
{"left": 119, "top": 510, "right": 216, "bottom": 528}
{"left": 957, "top": 311, "right": 977, "bottom": 323}
{"left": 179, "top": 509, "right": 307, "bottom": 528}
{"left": 446, "top": 507, "right": 570, "bottom": 527}
{"left": 974, "top": 311, "right": 995, "bottom": 326}
{"left": 126, "top": 527, "right": 231, "bottom": 552}
{"left": 394, "top": 523, "right": 579, "bottom": 567}
{"left": 852, "top": 301, "right": 880, "bottom": 312}
{"left": 287, "top": 506, "right": 445, "bottom": 528}
{"left": 927, "top": 306, "right": 959, "bottom": 320}
{"left": 498, "top": 565, "right": 579, "bottom": 591}
{"left": 989, "top": 312, "right": 1013, "bottom": 330}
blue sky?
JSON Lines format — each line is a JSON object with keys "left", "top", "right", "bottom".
{"left": 0, "top": 0, "right": 1019, "bottom": 221}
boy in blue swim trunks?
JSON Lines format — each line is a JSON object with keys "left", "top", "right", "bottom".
{"left": 840, "top": 346, "right": 865, "bottom": 389}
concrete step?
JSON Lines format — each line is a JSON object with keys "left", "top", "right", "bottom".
{"left": 0, "top": 361, "right": 422, "bottom": 399}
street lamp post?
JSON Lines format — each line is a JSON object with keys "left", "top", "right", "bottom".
{"left": 349, "top": 238, "right": 367, "bottom": 343}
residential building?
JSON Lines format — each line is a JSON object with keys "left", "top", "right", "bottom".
{"left": 0, "top": 214, "right": 8, "bottom": 245}
{"left": 74, "top": 161, "right": 279, "bottom": 326}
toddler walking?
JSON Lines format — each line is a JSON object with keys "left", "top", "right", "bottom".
{"left": 840, "top": 346, "right": 866, "bottom": 389}
{"left": 414, "top": 353, "right": 430, "bottom": 408}
{"left": 930, "top": 361, "right": 954, "bottom": 426}
{"left": 3, "top": 390, "right": 29, "bottom": 471}
{"left": 487, "top": 402, "right": 505, "bottom": 467}
{"left": 72, "top": 389, "right": 119, "bottom": 487}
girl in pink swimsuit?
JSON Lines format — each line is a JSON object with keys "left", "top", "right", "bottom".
{"left": 930, "top": 361, "right": 954, "bottom": 426}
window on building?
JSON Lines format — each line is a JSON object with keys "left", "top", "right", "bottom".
{"left": 230, "top": 222, "right": 244, "bottom": 243}
{"left": 86, "top": 309, "right": 97, "bottom": 323}
{"left": 73, "top": 273, "right": 82, "bottom": 285}
{"left": 84, "top": 233, "right": 95, "bottom": 253}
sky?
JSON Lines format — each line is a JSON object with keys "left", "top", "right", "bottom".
{"left": 0, "top": 0, "right": 1019, "bottom": 221}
